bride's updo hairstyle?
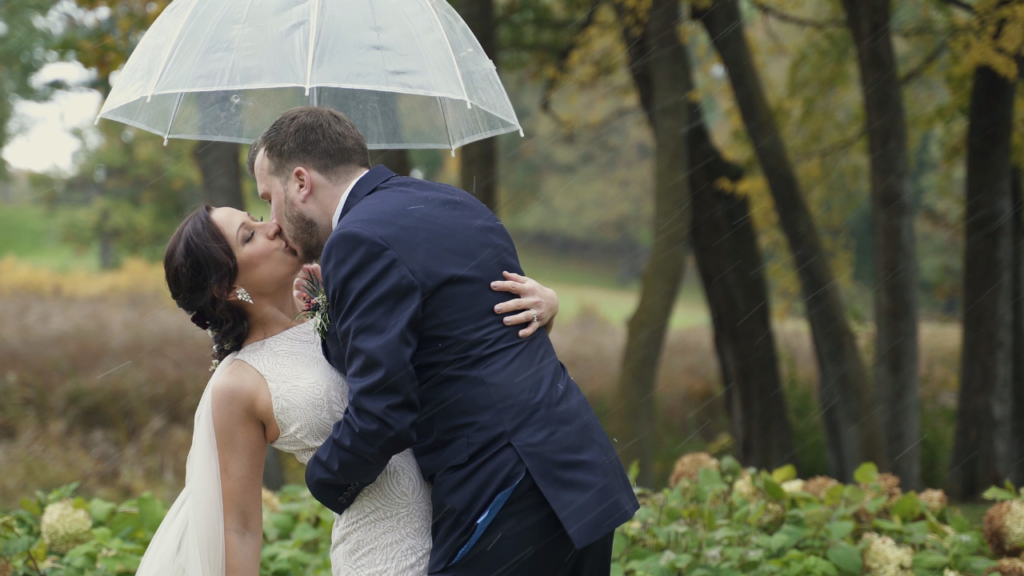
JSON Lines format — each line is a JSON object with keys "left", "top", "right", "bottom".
{"left": 164, "top": 205, "right": 248, "bottom": 361}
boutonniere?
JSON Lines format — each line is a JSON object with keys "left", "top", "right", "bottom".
{"left": 295, "top": 273, "right": 331, "bottom": 342}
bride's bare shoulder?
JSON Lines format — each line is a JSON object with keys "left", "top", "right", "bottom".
{"left": 210, "top": 359, "right": 277, "bottom": 440}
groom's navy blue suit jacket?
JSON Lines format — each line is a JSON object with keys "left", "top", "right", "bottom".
{"left": 306, "top": 166, "right": 638, "bottom": 572}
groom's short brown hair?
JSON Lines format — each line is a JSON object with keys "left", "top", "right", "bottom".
{"left": 247, "top": 107, "right": 371, "bottom": 181}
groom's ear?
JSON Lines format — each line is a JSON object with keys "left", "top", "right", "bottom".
{"left": 293, "top": 167, "right": 313, "bottom": 203}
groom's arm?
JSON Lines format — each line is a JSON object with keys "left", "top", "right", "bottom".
{"left": 306, "top": 227, "right": 422, "bottom": 515}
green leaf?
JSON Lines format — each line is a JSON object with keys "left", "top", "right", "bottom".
{"left": 137, "top": 492, "right": 165, "bottom": 534}
{"left": 772, "top": 465, "right": 798, "bottom": 484}
{"left": 982, "top": 486, "right": 1017, "bottom": 501}
{"left": 19, "top": 497, "right": 41, "bottom": 516}
{"left": 825, "top": 485, "right": 845, "bottom": 506}
{"left": 764, "top": 479, "right": 786, "bottom": 501}
{"left": 853, "top": 463, "right": 878, "bottom": 485}
{"left": 627, "top": 460, "right": 640, "bottom": 485}
{"left": 912, "top": 551, "right": 949, "bottom": 570}
{"left": 890, "top": 493, "right": 922, "bottom": 522}
{"left": 826, "top": 543, "right": 862, "bottom": 576}
{"left": 89, "top": 498, "right": 118, "bottom": 524}
{"left": 826, "top": 520, "right": 855, "bottom": 540}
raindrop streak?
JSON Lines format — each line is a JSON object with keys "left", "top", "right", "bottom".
{"left": 95, "top": 361, "right": 132, "bottom": 380}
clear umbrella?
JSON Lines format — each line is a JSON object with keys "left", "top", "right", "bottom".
{"left": 95, "top": 0, "right": 523, "bottom": 152}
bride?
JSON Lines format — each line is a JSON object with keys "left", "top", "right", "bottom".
{"left": 142, "top": 204, "right": 562, "bottom": 576}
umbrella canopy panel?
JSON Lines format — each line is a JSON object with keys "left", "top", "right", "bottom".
{"left": 98, "top": 0, "right": 522, "bottom": 149}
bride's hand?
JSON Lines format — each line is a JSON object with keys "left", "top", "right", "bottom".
{"left": 294, "top": 263, "right": 323, "bottom": 309}
{"left": 491, "top": 271, "right": 559, "bottom": 338}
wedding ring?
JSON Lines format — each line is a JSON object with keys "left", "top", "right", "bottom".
{"left": 531, "top": 310, "right": 538, "bottom": 323}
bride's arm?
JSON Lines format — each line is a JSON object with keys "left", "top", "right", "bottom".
{"left": 212, "top": 362, "right": 272, "bottom": 576}
{"left": 491, "top": 271, "right": 560, "bottom": 337}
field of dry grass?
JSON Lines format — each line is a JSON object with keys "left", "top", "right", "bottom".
{"left": 0, "top": 259, "right": 965, "bottom": 508}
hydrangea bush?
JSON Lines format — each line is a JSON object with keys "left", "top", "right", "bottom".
{"left": 612, "top": 454, "right": 999, "bottom": 576}
{"left": 0, "top": 483, "right": 334, "bottom": 575}
{"left": 4, "top": 457, "right": 1024, "bottom": 575}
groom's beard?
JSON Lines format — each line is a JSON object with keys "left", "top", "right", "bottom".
{"left": 282, "top": 201, "right": 325, "bottom": 263}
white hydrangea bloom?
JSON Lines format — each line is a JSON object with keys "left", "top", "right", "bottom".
{"left": 1003, "top": 500, "right": 1024, "bottom": 549}
{"left": 782, "top": 479, "right": 805, "bottom": 495}
{"left": 862, "top": 533, "right": 914, "bottom": 576}
{"left": 40, "top": 499, "right": 93, "bottom": 554}
{"left": 732, "top": 475, "right": 759, "bottom": 502}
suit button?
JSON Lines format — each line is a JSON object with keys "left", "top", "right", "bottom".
{"left": 339, "top": 496, "right": 348, "bottom": 504}
{"left": 346, "top": 488, "right": 356, "bottom": 495}
{"left": 349, "top": 482, "right": 359, "bottom": 488}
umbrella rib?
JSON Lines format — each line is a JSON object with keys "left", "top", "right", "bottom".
{"left": 421, "top": 0, "right": 471, "bottom": 109}
{"left": 163, "top": 92, "right": 184, "bottom": 146}
{"left": 145, "top": 0, "right": 201, "bottom": 102}
{"left": 438, "top": 97, "right": 455, "bottom": 156}
{"left": 305, "top": 0, "right": 322, "bottom": 96}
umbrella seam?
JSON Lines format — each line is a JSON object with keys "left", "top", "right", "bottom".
{"left": 304, "top": 0, "right": 322, "bottom": 96}
{"left": 145, "top": 0, "right": 202, "bottom": 102}
{"left": 420, "top": 0, "right": 471, "bottom": 108}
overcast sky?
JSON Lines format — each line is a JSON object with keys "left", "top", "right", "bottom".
{"left": 2, "top": 61, "right": 103, "bottom": 175}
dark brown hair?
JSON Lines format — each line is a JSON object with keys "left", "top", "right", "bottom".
{"left": 164, "top": 206, "right": 248, "bottom": 361}
{"left": 246, "top": 106, "right": 370, "bottom": 181}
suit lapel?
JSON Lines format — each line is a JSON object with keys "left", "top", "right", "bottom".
{"left": 338, "top": 165, "right": 397, "bottom": 223}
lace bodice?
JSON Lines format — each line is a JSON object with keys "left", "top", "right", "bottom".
{"left": 234, "top": 321, "right": 431, "bottom": 576}
{"left": 235, "top": 322, "right": 345, "bottom": 464}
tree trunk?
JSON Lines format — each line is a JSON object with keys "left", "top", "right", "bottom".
{"left": 695, "top": 0, "right": 886, "bottom": 481}
{"left": 841, "top": 0, "right": 920, "bottom": 489}
{"left": 455, "top": 0, "right": 498, "bottom": 213}
{"left": 1012, "top": 168, "right": 1024, "bottom": 486}
{"left": 612, "top": 0, "right": 691, "bottom": 488}
{"left": 194, "top": 141, "right": 245, "bottom": 210}
{"left": 371, "top": 149, "right": 412, "bottom": 176}
{"left": 949, "top": 64, "right": 1016, "bottom": 500}
{"left": 689, "top": 121, "right": 795, "bottom": 470}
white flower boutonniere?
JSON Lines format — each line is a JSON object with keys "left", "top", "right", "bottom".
{"left": 296, "top": 273, "right": 331, "bottom": 342}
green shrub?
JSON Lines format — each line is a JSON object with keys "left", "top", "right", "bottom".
{"left": 611, "top": 459, "right": 996, "bottom": 576}
{"left": 0, "top": 484, "right": 333, "bottom": 575}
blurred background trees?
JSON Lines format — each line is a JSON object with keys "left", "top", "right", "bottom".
{"left": 3, "top": 0, "right": 1024, "bottom": 502}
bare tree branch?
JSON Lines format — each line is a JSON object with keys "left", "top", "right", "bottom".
{"left": 748, "top": 0, "right": 845, "bottom": 29}
{"left": 900, "top": 40, "right": 948, "bottom": 84}
{"left": 940, "top": 0, "right": 975, "bottom": 13}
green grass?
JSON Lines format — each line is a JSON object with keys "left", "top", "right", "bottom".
{"left": 0, "top": 203, "right": 100, "bottom": 270}
{"left": 518, "top": 246, "right": 709, "bottom": 329}
{"left": 0, "top": 201, "right": 710, "bottom": 328}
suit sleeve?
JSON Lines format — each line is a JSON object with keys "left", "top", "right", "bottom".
{"left": 305, "top": 227, "right": 422, "bottom": 515}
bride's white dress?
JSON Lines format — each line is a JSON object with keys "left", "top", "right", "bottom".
{"left": 135, "top": 321, "right": 431, "bottom": 576}
{"left": 236, "top": 322, "right": 432, "bottom": 575}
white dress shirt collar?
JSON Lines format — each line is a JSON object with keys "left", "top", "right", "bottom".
{"left": 331, "top": 169, "right": 369, "bottom": 231}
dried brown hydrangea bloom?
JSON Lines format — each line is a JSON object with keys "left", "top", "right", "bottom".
{"left": 985, "top": 500, "right": 1024, "bottom": 557}
{"left": 986, "top": 557, "right": 1024, "bottom": 576}
{"left": 0, "top": 557, "right": 12, "bottom": 576}
{"left": 804, "top": 476, "right": 840, "bottom": 500}
{"left": 668, "top": 452, "right": 720, "bottom": 488}
{"left": 919, "top": 489, "right": 948, "bottom": 514}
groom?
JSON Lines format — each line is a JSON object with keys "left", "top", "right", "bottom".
{"left": 248, "top": 107, "right": 638, "bottom": 575}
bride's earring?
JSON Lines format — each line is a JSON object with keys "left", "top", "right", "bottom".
{"left": 236, "top": 288, "right": 254, "bottom": 304}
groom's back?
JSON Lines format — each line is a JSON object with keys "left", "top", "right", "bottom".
{"left": 328, "top": 170, "right": 637, "bottom": 572}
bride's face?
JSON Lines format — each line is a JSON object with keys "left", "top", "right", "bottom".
{"left": 211, "top": 207, "right": 302, "bottom": 299}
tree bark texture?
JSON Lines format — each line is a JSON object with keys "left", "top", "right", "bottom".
{"left": 612, "top": 0, "right": 691, "bottom": 487}
{"left": 455, "top": 0, "right": 499, "bottom": 213}
{"left": 841, "top": 0, "right": 920, "bottom": 489}
{"left": 371, "top": 149, "right": 412, "bottom": 176}
{"left": 194, "top": 141, "right": 245, "bottom": 210}
{"left": 689, "top": 118, "right": 795, "bottom": 470}
{"left": 1011, "top": 168, "right": 1024, "bottom": 486}
{"left": 696, "top": 0, "right": 886, "bottom": 481}
{"left": 949, "top": 64, "right": 1016, "bottom": 500}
